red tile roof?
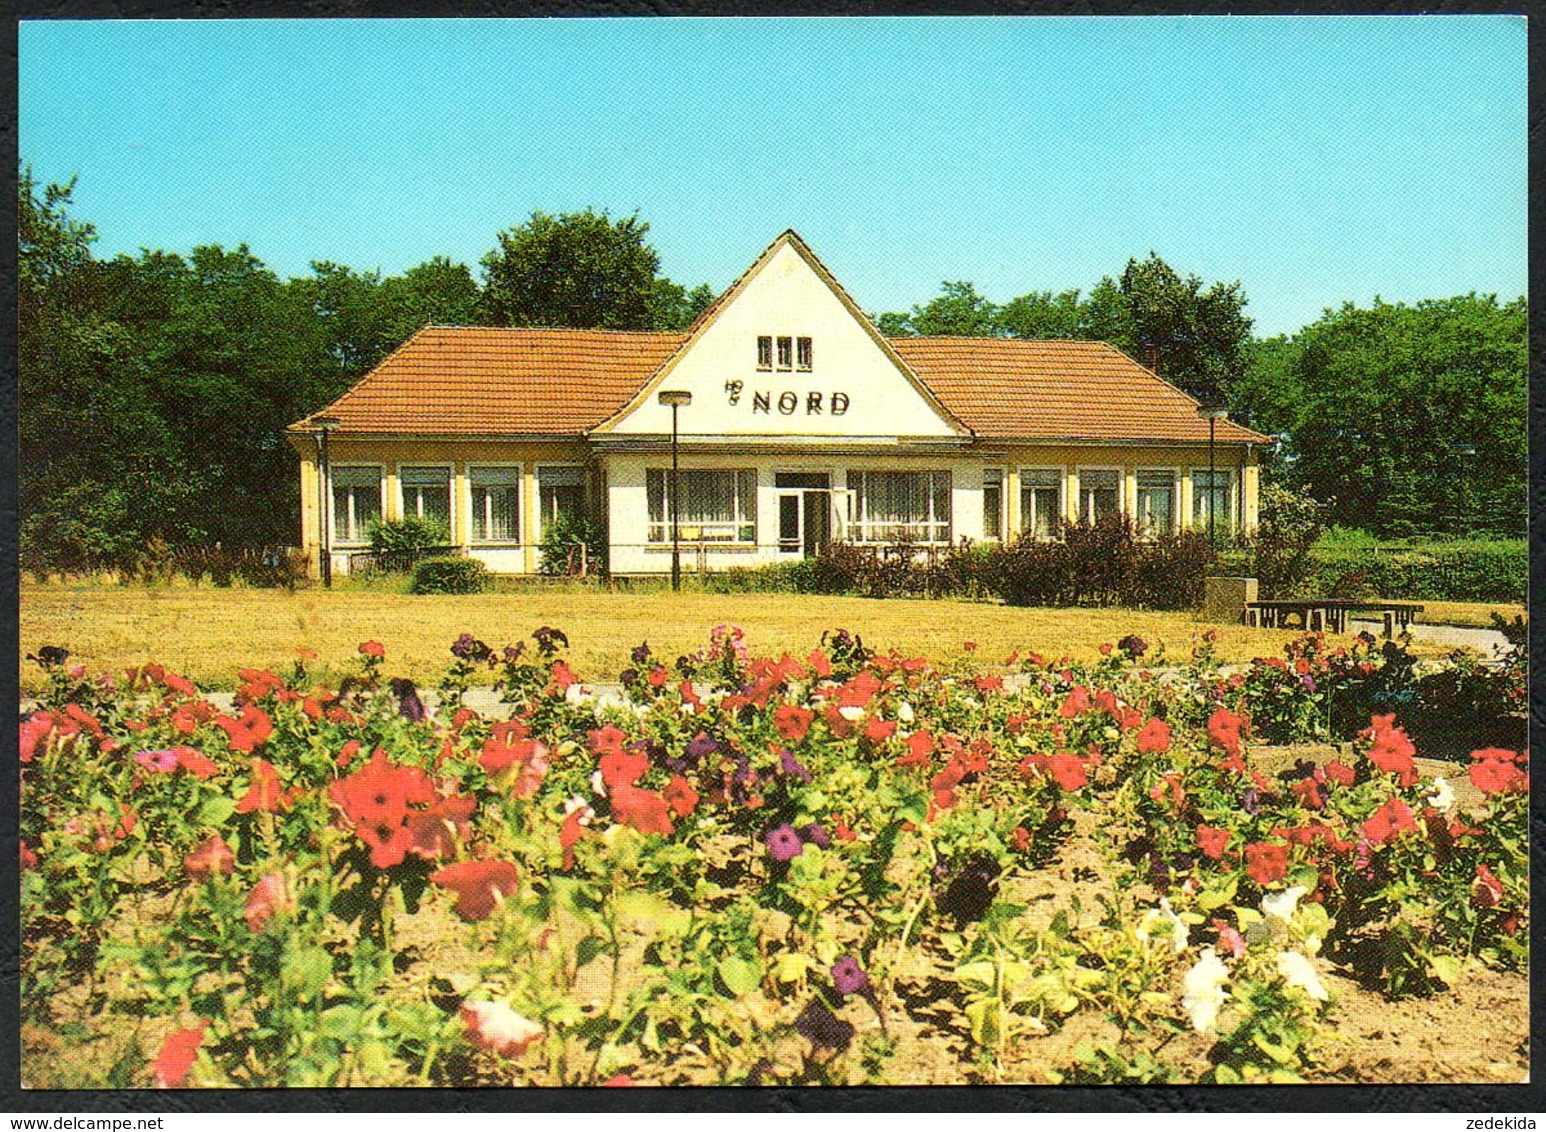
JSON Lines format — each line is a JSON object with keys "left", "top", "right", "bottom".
{"left": 294, "top": 326, "right": 685, "bottom": 436}
{"left": 292, "top": 326, "right": 1269, "bottom": 445}
{"left": 890, "top": 337, "right": 1270, "bottom": 444}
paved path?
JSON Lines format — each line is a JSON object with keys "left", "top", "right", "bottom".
{"left": 1348, "top": 619, "right": 1511, "bottom": 655}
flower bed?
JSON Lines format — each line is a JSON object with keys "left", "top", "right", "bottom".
{"left": 19, "top": 627, "right": 1528, "bottom": 1087}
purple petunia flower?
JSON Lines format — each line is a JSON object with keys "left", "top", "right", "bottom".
{"left": 631, "top": 641, "right": 653, "bottom": 665}
{"left": 390, "top": 678, "right": 427, "bottom": 723}
{"left": 779, "top": 749, "right": 812, "bottom": 783}
{"left": 684, "top": 732, "right": 720, "bottom": 764}
{"left": 1302, "top": 674, "right": 1317, "bottom": 692}
{"left": 765, "top": 824, "right": 804, "bottom": 862}
{"left": 1241, "top": 788, "right": 1260, "bottom": 815}
{"left": 794, "top": 1000, "right": 855, "bottom": 1052}
{"left": 799, "top": 823, "right": 830, "bottom": 850}
{"left": 831, "top": 955, "right": 869, "bottom": 997}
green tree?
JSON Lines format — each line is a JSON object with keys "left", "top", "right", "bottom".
{"left": 1113, "top": 252, "right": 1252, "bottom": 403}
{"left": 877, "top": 280, "right": 1000, "bottom": 337}
{"left": 1267, "top": 295, "right": 1525, "bottom": 537}
{"left": 647, "top": 277, "right": 716, "bottom": 332}
{"left": 995, "top": 288, "right": 1085, "bottom": 339}
{"left": 481, "top": 209, "right": 662, "bottom": 330}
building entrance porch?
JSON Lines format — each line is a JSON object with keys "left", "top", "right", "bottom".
{"left": 775, "top": 472, "right": 838, "bottom": 558}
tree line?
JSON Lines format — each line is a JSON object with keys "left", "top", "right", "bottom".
{"left": 18, "top": 167, "right": 1525, "bottom": 576}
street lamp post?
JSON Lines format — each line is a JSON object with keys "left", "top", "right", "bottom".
{"left": 313, "top": 416, "right": 341, "bottom": 587}
{"left": 657, "top": 391, "right": 693, "bottom": 591}
{"left": 1197, "top": 405, "right": 1230, "bottom": 547}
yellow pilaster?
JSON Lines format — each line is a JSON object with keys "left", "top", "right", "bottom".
{"left": 1005, "top": 468, "right": 1021, "bottom": 537}
{"left": 384, "top": 469, "right": 401, "bottom": 522}
{"left": 299, "top": 455, "right": 320, "bottom": 575}
{"left": 453, "top": 465, "right": 469, "bottom": 547}
{"left": 1242, "top": 461, "right": 1260, "bottom": 533}
{"left": 1180, "top": 467, "right": 1194, "bottom": 531}
{"left": 1124, "top": 466, "right": 1138, "bottom": 517}
{"left": 1064, "top": 469, "right": 1080, "bottom": 524}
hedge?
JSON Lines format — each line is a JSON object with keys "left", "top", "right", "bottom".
{"left": 409, "top": 556, "right": 489, "bottom": 595}
{"left": 1301, "top": 542, "right": 1526, "bottom": 603}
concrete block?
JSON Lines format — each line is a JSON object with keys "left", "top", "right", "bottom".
{"left": 1204, "top": 576, "right": 1258, "bottom": 624}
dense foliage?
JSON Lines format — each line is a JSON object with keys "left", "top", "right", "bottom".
{"left": 20, "top": 627, "right": 1526, "bottom": 1086}
{"left": 16, "top": 174, "right": 711, "bottom": 575}
{"left": 409, "top": 557, "right": 490, "bottom": 595}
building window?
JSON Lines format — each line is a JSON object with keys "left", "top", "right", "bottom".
{"left": 757, "top": 336, "right": 773, "bottom": 370}
{"left": 538, "top": 466, "right": 585, "bottom": 540}
{"left": 1078, "top": 469, "right": 1121, "bottom": 523}
{"left": 400, "top": 466, "right": 451, "bottom": 539}
{"left": 1136, "top": 469, "right": 1177, "bottom": 536}
{"left": 796, "top": 336, "right": 813, "bottom": 371}
{"left": 776, "top": 336, "right": 794, "bottom": 370}
{"left": 983, "top": 469, "right": 1003, "bottom": 541}
{"left": 469, "top": 466, "right": 521, "bottom": 543}
{"left": 847, "top": 470, "right": 951, "bottom": 544}
{"left": 647, "top": 468, "right": 756, "bottom": 543}
{"left": 1020, "top": 468, "right": 1062, "bottom": 539}
{"left": 331, "top": 466, "right": 382, "bottom": 545}
{"left": 1192, "top": 469, "right": 1233, "bottom": 535}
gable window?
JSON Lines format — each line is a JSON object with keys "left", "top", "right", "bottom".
{"left": 537, "top": 465, "right": 585, "bottom": 540}
{"left": 757, "top": 336, "right": 773, "bottom": 370}
{"left": 331, "top": 466, "right": 382, "bottom": 545}
{"left": 847, "top": 470, "right": 951, "bottom": 544}
{"left": 470, "top": 466, "right": 521, "bottom": 543}
{"left": 1192, "top": 469, "right": 1233, "bottom": 535}
{"left": 1136, "top": 469, "right": 1177, "bottom": 536}
{"left": 647, "top": 469, "right": 756, "bottom": 543}
{"left": 400, "top": 466, "right": 451, "bottom": 539}
{"left": 983, "top": 469, "right": 1003, "bottom": 541}
{"left": 1020, "top": 468, "right": 1062, "bottom": 539}
{"left": 1078, "top": 469, "right": 1121, "bottom": 523}
{"left": 796, "top": 336, "right": 813, "bottom": 371}
{"left": 776, "top": 336, "right": 794, "bottom": 370}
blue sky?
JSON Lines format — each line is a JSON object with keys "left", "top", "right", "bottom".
{"left": 20, "top": 16, "right": 1526, "bottom": 336}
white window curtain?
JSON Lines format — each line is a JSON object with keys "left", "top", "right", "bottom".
{"left": 470, "top": 467, "right": 521, "bottom": 543}
{"left": 847, "top": 470, "right": 951, "bottom": 544}
{"left": 1020, "top": 468, "right": 1062, "bottom": 539}
{"left": 330, "top": 466, "right": 382, "bottom": 544}
{"left": 1136, "top": 470, "right": 1177, "bottom": 536}
{"left": 400, "top": 467, "right": 452, "bottom": 537}
{"left": 1078, "top": 469, "right": 1121, "bottom": 523}
{"left": 647, "top": 469, "right": 756, "bottom": 543}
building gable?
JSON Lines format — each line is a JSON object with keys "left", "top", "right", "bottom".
{"left": 594, "top": 232, "right": 970, "bottom": 440}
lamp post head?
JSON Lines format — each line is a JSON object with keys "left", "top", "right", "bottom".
{"left": 658, "top": 390, "right": 692, "bottom": 408}
{"left": 1196, "top": 405, "right": 1230, "bottom": 422}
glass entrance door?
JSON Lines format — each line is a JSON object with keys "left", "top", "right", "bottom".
{"left": 775, "top": 473, "right": 832, "bottom": 558}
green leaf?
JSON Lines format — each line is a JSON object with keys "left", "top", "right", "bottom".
{"left": 575, "top": 935, "right": 610, "bottom": 969}
{"left": 199, "top": 795, "right": 237, "bottom": 828}
{"left": 319, "top": 1004, "right": 361, "bottom": 1040}
{"left": 716, "top": 953, "right": 762, "bottom": 997}
{"left": 1197, "top": 876, "right": 1238, "bottom": 911}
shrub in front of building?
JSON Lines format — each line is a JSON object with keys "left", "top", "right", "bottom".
{"left": 987, "top": 516, "right": 1217, "bottom": 611}
{"left": 409, "top": 556, "right": 489, "bottom": 595}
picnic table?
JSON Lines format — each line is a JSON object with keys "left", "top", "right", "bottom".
{"left": 1245, "top": 599, "right": 1424, "bottom": 638}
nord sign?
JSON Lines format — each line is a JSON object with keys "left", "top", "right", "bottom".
{"left": 725, "top": 380, "right": 849, "bottom": 416}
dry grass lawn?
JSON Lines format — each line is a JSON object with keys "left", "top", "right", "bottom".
{"left": 18, "top": 580, "right": 1441, "bottom": 694}
{"left": 1415, "top": 599, "right": 1525, "bottom": 629}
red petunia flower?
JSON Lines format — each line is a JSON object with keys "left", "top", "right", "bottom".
{"left": 836, "top": 670, "right": 882, "bottom": 710}
{"left": 329, "top": 748, "right": 437, "bottom": 868}
{"left": 20, "top": 839, "right": 38, "bottom": 871}
{"left": 431, "top": 859, "right": 520, "bottom": 920}
{"left": 1290, "top": 777, "right": 1324, "bottom": 810}
{"left": 1324, "top": 761, "right": 1356, "bottom": 788}
{"left": 1196, "top": 825, "right": 1232, "bottom": 860}
{"left": 610, "top": 784, "right": 674, "bottom": 836}
{"left": 663, "top": 775, "right": 699, "bottom": 819}
{"left": 1011, "top": 826, "right": 1031, "bottom": 853}
{"left": 1244, "top": 842, "right": 1288, "bottom": 886}
{"left": 244, "top": 872, "right": 293, "bottom": 932}
{"left": 1150, "top": 774, "right": 1184, "bottom": 808}
{"left": 898, "top": 729, "right": 934, "bottom": 768}
{"left": 1472, "top": 864, "right": 1505, "bottom": 909}
{"left": 154, "top": 1021, "right": 207, "bottom": 1088}
{"left": 548, "top": 660, "right": 579, "bottom": 694}
{"left": 1059, "top": 687, "right": 1092, "bottom": 718}
{"left": 865, "top": 718, "right": 898, "bottom": 742}
{"left": 1469, "top": 756, "right": 1527, "bottom": 795}
{"left": 773, "top": 705, "right": 815, "bottom": 744}
{"left": 1047, "top": 752, "right": 1088, "bottom": 792}
{"left": 1361, "top": 714, "right": 1418, "bottom": 787}
{"left": 172, "top": 746, "right": 220, "bottom": 780}
{"left": 1135, "top": 718, "right": 1171, "bottom": 755}
{"left": 214, "top": 705, "right": 273, "bottom": 754}
{"left": 1361, "top": 797, "right": 1417, "bottom": 845}
{"left": 1207, "top": 708, "right": 1245, "bottom": 763}
{"left": 460, "top": 1000, "right": 544, "bottom": 1057}
{"left": 405, "top": 792, "right": 478, "bottom": 859}
{"left": 235, "top": 759, "right": 287, "bottom": 813}
{"left": 19, "top": 713, "right": 56, "bottom": 763}
{"left": 184, "top": 835, "right": 235, "bottom": 880}
{"left": 805, "top": 648, "right": 832, "bottom": 680}
{"left": 358, "top": 640, "right": 385, "bottom": 659}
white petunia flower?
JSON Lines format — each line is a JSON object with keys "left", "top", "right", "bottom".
{"left": 897, "top": 701, "right": 915, "bottom": 724}
{"left": 1182, "top": 950, "right": 1230, "bottom": 1032}
{"left": 838, "top": 705, "right": 865, "bottom": 722}
{"left": 1276, "top": 950, "right": 1329, "bottom": 1001}
{"left": 563, "top": 796, "right": 593, "bottom": 825}
{"left": 1260, "top": 885, "right": 1308, "bottom": 923}
{"left": 589, "top": 769, "right": 607, "bottom": 798}
{"left": 1137, "top": 897, "right": 1189, "bottom": 954}
{"left": 1426, "top": 775, "right": 1455, "bottom": 814}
